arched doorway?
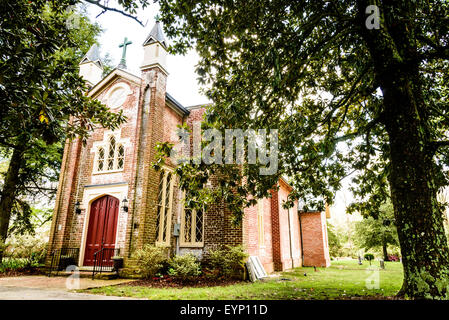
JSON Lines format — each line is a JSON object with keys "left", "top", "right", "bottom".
{"left": 83, "top": 195, "right": 119, "bottom": 266}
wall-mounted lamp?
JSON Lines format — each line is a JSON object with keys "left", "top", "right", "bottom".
{"left": 122, "top": 198, "right": 129, "bottom": 212}
{"left": 75, "top": 201, "right": 82, "bottom": 214}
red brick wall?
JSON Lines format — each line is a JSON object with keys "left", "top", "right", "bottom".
{"left": 272, "top": 182, "right": 302, "bottom": 271}
{"left": 300, "top": 211, "right": 331, "bottom": 267}
{"left": 243, "top": 197, "right": 274, "bottom": 273}
{"left": 243, "top": 181, "right": 302, "bottom": 273}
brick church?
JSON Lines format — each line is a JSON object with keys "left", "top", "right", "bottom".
{"left": 46, "top": 21, "right": 330, "bottom": 275}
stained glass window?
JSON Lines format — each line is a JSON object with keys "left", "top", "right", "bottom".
{"left": 97, "top": 147, "right": 105, "bottom": 171}
{"left": 181, "top": 193, "right": 204, "bottom": 246}
{"left": 117, "top": 145, "right": 125, "bottom": 169}
{"left": 94, "top": 135, "right": 125, "bottom": 173}
{"left": 107, "top": 136, "right": 116, "bottom": 170}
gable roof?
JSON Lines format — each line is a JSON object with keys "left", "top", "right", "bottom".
{"left": 143, "top": 21, "right": 167, "bottom": 49}
{"left": 84, "top": 61, "right": 192, "bottom": 119}
{"left": 87, "top": 68, "right": 141, "bottom": 98}
{"left": 86, "top": 68, "right": 190, "bottom": 117}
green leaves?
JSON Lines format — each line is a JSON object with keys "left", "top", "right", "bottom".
{"left": 354, "top": 202, "right": 399, "bottom": 253}
{"left": 0, "top": 1, "right": 125, "bottom": 239}
{"left": 155, "top": 0, "right": 449, "bottom": 222}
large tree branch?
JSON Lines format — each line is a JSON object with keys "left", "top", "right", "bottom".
{"left": 416, "top": 35, "right": 449, "bottom": 61}
{"left": 421, "top": 48, "right": 449, "bottom": 61}
{"left": 428, "top": 140, "right": 449, "bottom": 155}
{"left": 83, "top": 0, "right": 148, "bottom": 27}
{"left": 0, "top": 137, "right": 16, "bottom": 149}
{"left": 333, "top": 115, "right": 383, "bottom": 143}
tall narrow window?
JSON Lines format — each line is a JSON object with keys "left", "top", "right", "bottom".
{"left": 155, "top": 173, "right": 164, "bottom": 242}
{"left": 155, "top": 170, "right": 174, "bottom": 245}
{"left": 97, "top": 147, "right": 105, "bottom": 171}
{"left": 258, "top": 199, "right": 264, "bottom": 247}
{"left": 117, "top": 145, "right": 125, "bottom": 169}
{"left": 195, "top": 209, "right": 204, "bottom": 243}
{"left": 107, "top": 136, "right": 116, "bottom": 170}
{"left": 180, "top": 193, "right": 204, "bottom": 247}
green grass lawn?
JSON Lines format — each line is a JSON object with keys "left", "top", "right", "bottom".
{"left": 80, "top": 259, "right": 404, "bottom": 300}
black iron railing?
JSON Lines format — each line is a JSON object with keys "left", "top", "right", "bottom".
{"left": 92, "top": 247, "right": 121, "bottom": 279}
{"left": 47, "top": 248, "right": 80, "bottom": 277}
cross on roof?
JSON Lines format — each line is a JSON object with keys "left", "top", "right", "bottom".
{"left": 118, "top": 37, "right": 132, "bottom": 69}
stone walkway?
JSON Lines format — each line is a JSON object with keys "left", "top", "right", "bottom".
{"left": 0, "top": 275, "right": 140, "bottom": 300}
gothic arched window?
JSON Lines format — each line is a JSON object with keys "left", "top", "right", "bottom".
{"left": 97, "top": 147, "right": 105, "bottom": 171}
{"left": 107, "top": 136, "right": 116, "bottom": 170}
{"left": 180, "top": 192, "right": 204, "bottom": 247}
{"left": 95, "top": 135, "right": 125, "bottom": 173}
{"left": 155, "top": 170, "right": 174, "bottom": 245}
{"left": 117, "top": 145, "right": 125, "bottom": 169}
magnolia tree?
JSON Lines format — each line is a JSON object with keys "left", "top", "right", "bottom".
{"left": 0, "top": 0, "right": 158, "bottom": 262}
{"left": 154, "top": 1, "right": 449, "bottom": 299}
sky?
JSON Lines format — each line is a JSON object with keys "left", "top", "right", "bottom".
{"left": 85, "top": 2, "right": 210, "bottom": 107}
{"left": 84, "top": 2, "right": 354, "bottom": 223}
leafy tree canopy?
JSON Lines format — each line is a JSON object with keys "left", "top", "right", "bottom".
{"left": 327, "top": 223, "right": 343, "bottom": 258}
{"left": 155, "top": 0, "right": 449, "bottom": 298}
{"left": 156, "top": 0, "right": 449, "bottom": 216}
{"left": 354, "top": 202, "right": 399, "bottom": 260}
{"left": 0, "top": 1, "right": 130, "bottom": 250}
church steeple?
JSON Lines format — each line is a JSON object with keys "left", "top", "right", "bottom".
{"left": 142, "top": 20, "right": 167, "bottom": 49}
{"left": 80, "top": 44, "right": 102, "bottom": 66}
{"left": 141, "top": 20, "right": 168, "bottom": 74}
{"left": 79, "top": 44, "right": 103, "bottom": 86}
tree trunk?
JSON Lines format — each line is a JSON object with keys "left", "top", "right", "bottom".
{"left": 354, "top": 0, "right": 449, "bottom": 299}
{"left": 382, "top": 76, "right": 449, "bottom": 299}
{"left": 0, "top": 145, "right": 25, "bottom": 263}
{"left": 382, "top": 240, "right": 388, "bottom": 262}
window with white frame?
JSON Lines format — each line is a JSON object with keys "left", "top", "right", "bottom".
{"left": 180, "top": 192, "right": 204, "bottom": 247}
{"left": 257, "top": 199, "right": 265, "bottom": 247}
{"left": 95, "top": 135, "right": 125, "bottom": 173}
{"left": 97, "top": 147, "right": 105, "bottom": 171}
{"left": 155, "top": 170, "right": 174, "bottom": 245}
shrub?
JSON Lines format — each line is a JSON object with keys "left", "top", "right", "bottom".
{"left": 364, "top": 253, "right": 374, "bottom": 261}
{"left": 168, "top": 254, "right": 201, "bottom": 281}
{"left": 0, "top": 242, "right": 6, "bottom": 257}
{"left": 131, "top": 244, "right": 168, "bottom": 278}
{"left": 387, "top": 254, "right": 400, "bottom": 262}
{"left": 0, "top": 257, "right": 29, "bottom": 273}
{"left": 206, "top": 245, "right": 248, "bottom": 278}
{"left": 4, "top": 236, "right": 47, "bottom": 268}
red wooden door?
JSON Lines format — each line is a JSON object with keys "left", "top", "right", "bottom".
{"left": 83, "top": 195, "right": 119, "bottom": 266}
